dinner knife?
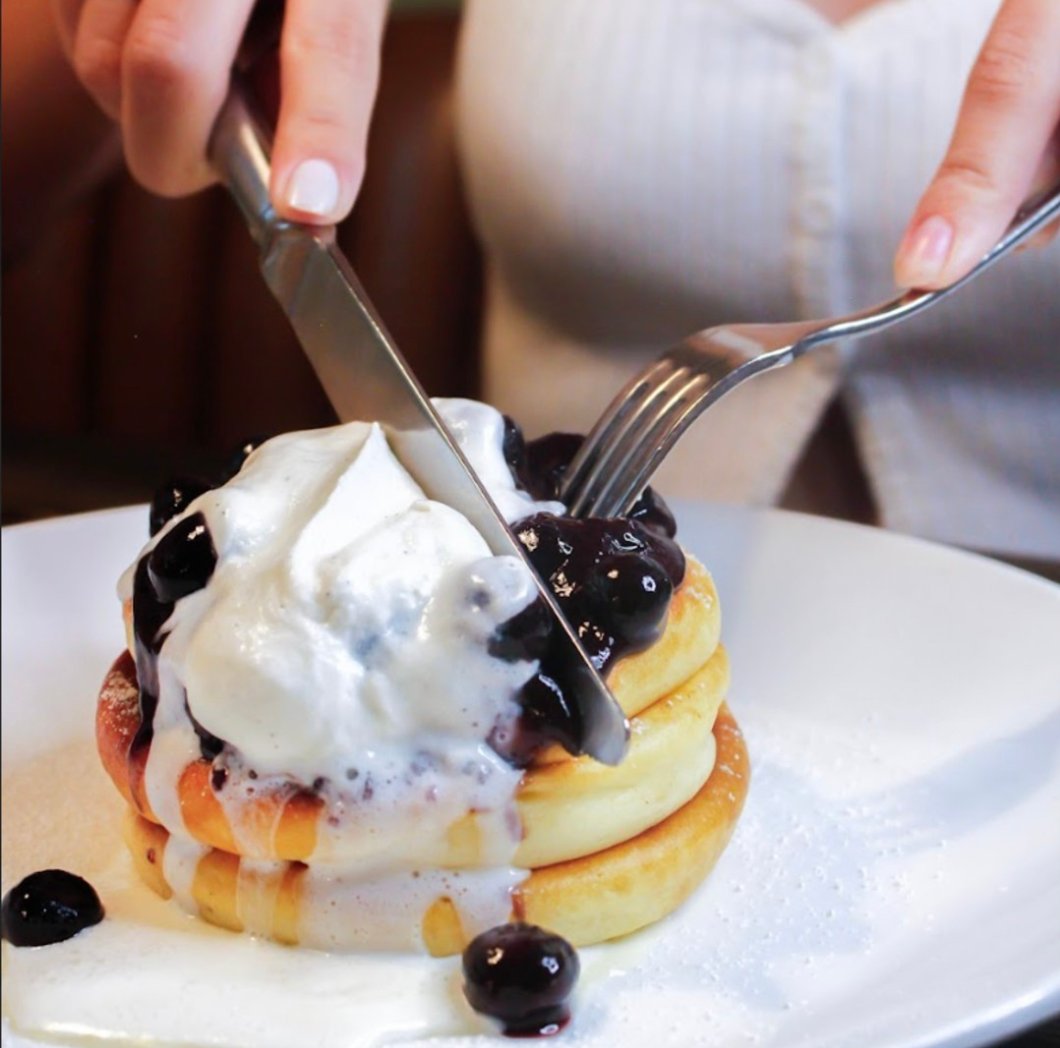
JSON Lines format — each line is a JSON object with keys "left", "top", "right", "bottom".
{"left": 209, "top": 82, "right": 630, "bottom": 765}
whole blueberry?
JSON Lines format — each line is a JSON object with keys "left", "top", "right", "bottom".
{"left": 147, "top": 512, "right": 217, "bottom": 603}
{"left": 626, "top": 484, "right": 678, "bottom": 537}
{"left": 462, "top": 922, "right": 580, "bottom": 1036}
{"left": 149, "top": 475, "right": 211, "bottom": 537}
{"left": 502, "top": 416, "right": 529, "bottom": 481}
{"left": 1, "top": 870, "right": 104, "bottom": 947}
{"left": 522, "top": 432, "right": 583, "bottom": 503}
{"left": 490, "top": 673, "right": 583, "bottom": 767}
{"left": 219, "top": 435, "right": 269, "bottom": 483}
{"left": 490, "top": 598, "right": 553, "bottom": 665}
{"left": 587, "top": 553, "right": 673, "bottom": 648}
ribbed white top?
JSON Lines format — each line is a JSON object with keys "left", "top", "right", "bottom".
{"left": 455, "top": 0, "right": 1060, "bottom": 559}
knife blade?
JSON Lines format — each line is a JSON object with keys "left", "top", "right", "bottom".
{"left": 210, "top": 84, "right": 629, "bottom": 765}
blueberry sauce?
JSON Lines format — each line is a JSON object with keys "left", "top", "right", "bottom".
{"left": 489, "top": 672, "right": 582, "bottom": 768}
{"left": 148, "top": 432, "right": 269, "bottom": 539}
{"left": 1, "top": 870, "right": 104, "bottom": 947}
{"left": 504, "top": 424, "right": 678, "bottom": 539}
{"left": 514, "top": 513, "right": 681, "bottom": 668}
{"left": 492, "top": 419, "right": 685, "bottom": 764}
{"left": 138, "top": 436, "right": 268, "bottom": 772}
{"left": 463, "top": 922, "right": 579, "bottom": 1037}
{"left": 129, "top": 420, "right": 682, "bottom": 784}
{"left": 129, "top": 512, "right": 219, "bottom": 803}
{"left": 185, "top": 696, "right": 225, "bottom": 762}
{"left": 128, "top": 556, "right": 171, "bottom": 792}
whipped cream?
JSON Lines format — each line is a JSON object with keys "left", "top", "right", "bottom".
{"left": 431, "top": 398, "right": 564, "bottom": 524}
{"left": 117, "top": 400, "right": 561, "bottom": 886}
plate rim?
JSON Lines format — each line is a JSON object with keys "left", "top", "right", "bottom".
{"left": 3, "top": 502, "right": 1059, "bottom": 1048}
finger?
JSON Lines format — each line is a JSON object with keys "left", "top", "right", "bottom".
{"left": 70, "top": 0, "right": 136, "bottom": 119}
{"left": 121, "top": 0, "right": 257, "bottom": 197}
{"left": 894, "top": 0, "right": 1060, "bottom": 288}
{"left": 270, "top": 0, "right": 387, "bottom": 224}
{"left": 51, "top": 0, "right": 84, "bottom": 56}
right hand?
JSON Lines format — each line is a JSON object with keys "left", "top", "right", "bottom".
{"left": 51, "top": 0, "right": 389, "bottom": 225}
{"left": 893, "top": 0, "right": 1060, "bottom": 289}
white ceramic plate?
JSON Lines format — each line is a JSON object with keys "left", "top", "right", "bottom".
{"left": 3, "top": 504, "right": 1060, "bottom": 1048}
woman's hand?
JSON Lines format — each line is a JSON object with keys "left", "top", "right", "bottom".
{"left": 51, "top": 0, "right": 388, "bottom": 225}
{"left": 894, "top": 0, "right": 1060, "bottom": 289}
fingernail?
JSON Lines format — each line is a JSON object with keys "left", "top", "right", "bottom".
{"left": 284, "top": 159, "right": 339, "bottom": 217}
{"left": 897, "top": 215, "right": 954, "bottom": 286}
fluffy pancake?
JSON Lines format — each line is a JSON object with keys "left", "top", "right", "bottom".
{"left": 122, "top": 703, "right": 748, "bottom": 956}
{"left": 603, "top": 556, "right": 721, "bottom": 720}
{"left": 514, "top": 646, "right": 728, "bottom": 867}
{"left": 100, "top": 558, "right": 723, "bottom": 867}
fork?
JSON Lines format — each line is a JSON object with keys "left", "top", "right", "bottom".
{"left": 561, "top": 180, "right": 1060, "bottom": 520}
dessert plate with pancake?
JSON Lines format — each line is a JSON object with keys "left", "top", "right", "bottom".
{"left": 4, "top": 409, "right": 1060, "bottom": 1047}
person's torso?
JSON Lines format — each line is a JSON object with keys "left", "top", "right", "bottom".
{"left": 454, "top": 0, "right": 1060, "bottom": 558}
{"left": 456, "top": 0, "right": 1003, "bottom": 341}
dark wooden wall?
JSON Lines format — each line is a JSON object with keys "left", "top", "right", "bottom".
{"left": 2, "top": 12, "right": 482, "bottom": 522}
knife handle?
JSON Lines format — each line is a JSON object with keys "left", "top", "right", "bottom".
{"left": 210, "top": 81, "right": 281, "bottom": 250}
{"left": 210, "top": 1, "right": 290, "bottom": 248}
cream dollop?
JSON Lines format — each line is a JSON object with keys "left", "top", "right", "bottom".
{"left": 175, "top": 425, "right": 535, "bottom": 778}
{"left": 119, "top": 399, "right": 560, "bottom": 872}
{"left": 433, "top": 397, "right": 565, "bottom": 523}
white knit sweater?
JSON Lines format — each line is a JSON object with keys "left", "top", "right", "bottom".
{"left": 455, "top": 0, "right": 1060, "bottom": 559}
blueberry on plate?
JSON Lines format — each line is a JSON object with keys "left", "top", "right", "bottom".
{"left": 1, "top": 869, "right": 104, "bottom": 947}
{"left": 462, "top": 921, "right": 580, "bottom": 1036}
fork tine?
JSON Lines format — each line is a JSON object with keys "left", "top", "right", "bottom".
{"left": 577, "top": 327, "right": 798, "bottom": 518}
{"left": 578, "top": 366, "right": 714, "bottom": 518}
{"left": 590, "top": 370, "right": 722, "bottom": 518}
{"left": 562, "top": 356, "right": 687, "bottom": 514}
{"left": 572, "top": 370, "right": 695, "bottom": 517}
{"left": 592, "top": 343, "right": 782, "bottom": 517}
{"left": 567, "top": 362, "right": 694, "bottom": 518}
{"left": 562, "top": 181, "right": 1060, "bottom": 521}
{"left": 568, "top": 334, "right": 760, "bottom": 518}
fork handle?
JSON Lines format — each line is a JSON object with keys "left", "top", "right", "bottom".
{"left": 564, "top": 178, "right": 1059, "bottom": 520}
{"left": 796, "top": 178, "right": 1060, "bottom": 354}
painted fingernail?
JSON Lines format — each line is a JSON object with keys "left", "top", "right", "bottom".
{"left": 284, "top": 159, "right": 339, "bottom": 217}
{"left": 897, "top": 215, "right": 954, "bottom": 287}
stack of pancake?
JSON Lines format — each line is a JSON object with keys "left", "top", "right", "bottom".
{"left": 97, "top": 554, "right": 748, "bottom": 956}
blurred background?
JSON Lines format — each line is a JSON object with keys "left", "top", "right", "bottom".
{"left": 2, "top": 0, "right": 473, "bottom": 524}
{"left": 2, "top": 1, "right": 1058, "bottom": 591}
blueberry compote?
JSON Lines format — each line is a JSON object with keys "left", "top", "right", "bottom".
{"left": 462, "top": 922, "right": 579, "bottom": 1037}
{"left": 1, "top": 870, "right": 104, "bottom": 946}
{"left": 136, "top": 436, "right": 264, "bottom": 774}
{"left": 490, "top": 420, "right": 685, "bottom": 766}
{"left": 218, "top": 435, "right": 269, "bottom": 485}
{"left": 129, "top": 511, "right": 219, "bottom": 795}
